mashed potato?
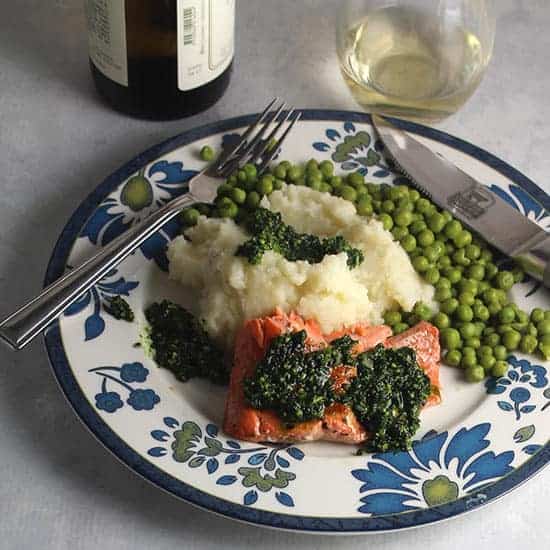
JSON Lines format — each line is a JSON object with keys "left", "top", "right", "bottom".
{"left": 168, "top": 185, "right": 434, "bottom": 348}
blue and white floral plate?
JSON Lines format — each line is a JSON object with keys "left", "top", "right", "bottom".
{"left": 44, "top": 111, "right": 550, "bottom": 533}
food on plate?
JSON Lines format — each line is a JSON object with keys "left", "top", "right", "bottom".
{"left": 145, "top": 300, "right": 227, "bottom": 385}
{"left": 168, "top": 184, "right": 434, "bottom": 349}
{"left": 107, "top": 296, "right": 134, "bottom": 322}
{"left": 176, "top": 156, "right": 547, "bottom": 384}
{"left": 223, "top": 309, "right": 440, "bottom": 452}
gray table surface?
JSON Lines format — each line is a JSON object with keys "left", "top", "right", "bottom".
{"left": 1, "top": 1, "right": 549, "bottom": 548}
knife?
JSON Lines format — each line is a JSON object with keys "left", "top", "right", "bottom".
{"left": 371, "top": 115, "right": 550, "bottom": 288}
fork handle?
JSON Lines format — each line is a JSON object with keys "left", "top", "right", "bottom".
{"left": 0, "top": 192, "right": 196, "bottom": 350}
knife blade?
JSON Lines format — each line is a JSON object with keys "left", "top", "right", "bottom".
{"left": 371, "top": 115, "right": 550, "bottom": 288}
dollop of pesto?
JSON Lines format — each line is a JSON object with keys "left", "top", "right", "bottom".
{"left": 145, "top": 300, "right": 228, "bottom": 385}
{"left": 107, "top": 296, "right": 134, "bottom": 322}
{"left": 342, "top": 344, "right": 431, "bottom": 453}
{"left": 243, "top": 331, "right": 431, "bottom": 452}
{"left": 235, "top": 208, "right": 364, "bottom": 269}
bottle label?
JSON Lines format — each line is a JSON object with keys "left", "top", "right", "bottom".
{"left": 177, "top": 0, "right": 235, "bottom": 91}
{"left": 85, "top": 0, "right": 128, "bottom": 86}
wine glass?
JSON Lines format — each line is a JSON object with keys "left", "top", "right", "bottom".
{"left": 336, "top": 0, "right": 496, "bottom": 122}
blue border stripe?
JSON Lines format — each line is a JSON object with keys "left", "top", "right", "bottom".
{"left": 43, "top": 110, "right": 550, "bottom": 533}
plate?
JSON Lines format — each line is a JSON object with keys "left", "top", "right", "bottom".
{"left": 44, "top": 111, "right": 550, "bottom": 533}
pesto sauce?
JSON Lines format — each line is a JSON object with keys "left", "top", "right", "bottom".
{"left": 243, "top": 331, "right": 431, "bottom": 451}
{"left": 236, "top": 208, "right": 364, "bottom": 269}
{"left": 107, "top": 296, "right": 134, "bottom": 322}
{"left": 145, "top": 300, "right": 228, "bottom": 385}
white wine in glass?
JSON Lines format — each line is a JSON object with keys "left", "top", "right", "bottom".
{"left": 336, "top": 1, "right": 496, "bottom": 122}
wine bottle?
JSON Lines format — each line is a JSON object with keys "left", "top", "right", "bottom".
{"left": 85, "top": 0, "right": 235, "bottom": 119}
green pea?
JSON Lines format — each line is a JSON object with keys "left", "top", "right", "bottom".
{"left": 424, "top": 267, "right": 440, "bottom": 285}
{"left": 502, "top": 329, "right": 521, "bottom": 351}
{"left": 414, "top": 198, "right": 431, "bottom": 215}
{"left": 453, "top": 249, "right": 471, "bottom": 266}
{"left": 339, "top": 185, "right": 357, "bottom": 202}
{"left": 246, "top": 191, "right": 261, "bottom": 210}
{"left": 305, "top": 159, "right": 318, "bottom": 172}
{"left": 381, "top": 200, "right": 395, "bottom": 214}
{"left": 217, "top": 197, "right": 238, "bottom": 218}
{"left": 273, "top": 178, "right": 285, "bottom": 190}
{"left": 319, "top": 160, "right": 334, "bottom": 178}
{"left": 465, "top": 337, "right": 481, "bottom": 349}
{"left": 378, "top": 213, "right": 394, "bottom": 230}
{"left": 457, "top": 292, "right": 475, "bottom": 307}
{"left": 520, "top": 334, "right": 538, "bottom": 354}
{"left": 329, "top": 175, "right": 343, "bottom": 189}
{"left": 397, "top": 197, "right": 414, "bottom": 212}
{"left": 400, "top": 234, "right": 417, "bottom": 253}
{"left": 354, "top": 197, "right": 372, "bottom": 217}
{"left": 256, "top": 177, "right": 274, "bottom": 195}
{"left": 441, "top": 210, "right": 453, "bottom": 223}
{"left": 413, "top": 302, "right": 433, "bottom": 321}
{"left": 200, "top": 145, "right": 215, "bottom": 161}
{"left": 466, "top": 365, "right": 485, "bottom": 382}
{"left": 465, "top": 244, "right": 481, "bottom": 260}
{"left": 484, "top": 262, "right": 498, "bottom": 280}
{"left": 441, "top": 328, "right": 461, "bottom": 350}
{"left": 393, "top": 322, "right": 409, "bottom": 335}
{"left": 545, "top": 310, "right": 550, "bottom": 320}
{"left": 416, "top": 229, "right": 434, "bottom": 247}
{"left": 459, "top": 278, "right": 479, "bottom": 295}
{"left": 392, "top": 226, "right": 408, "bottom": 241}
{"left": 480, "top": 355, "right": 496, "bottom": 370}
{"left": 444, "top": 268, "right": 462, "bottom": 285}
{"left": 473, "top": 322, "right": 486, "bottom": 337}
{"left": 181, "top": 207, "right": 200, "bottom": 227}
{"left": 460, "top": 323, "right": 477, "bottom": 339}
{"left": 536, "top": 319, "right": 550, "bottom": 336}
{"left": 437, "top": 256, "right": 451, "bottom": 270}
{"left": 410, "top": 220, "right": 427, "bottom": 235}
{"left": 479, "top": 249, "right": 493, "bottom": 262}
{"left": 243, "top": 163, "right": 258, "bottom": 180}
{"left": 409, "top": 189, "right": 420, "bottom": 201}
{"left": 444, "top": 349, "right": 461, "bottom": 367}
{"left": 366, "top": 182, "right": 378, "bottom": 194}
{"left": 493, "top": 345, "right": 507, "bottom": 360}
{"left": 491, "top": 361, "right": 509, "bottom": 378}
{"left": 462, "top": 355, "right": 478, "bottom": 370}
{"left": 384, "top": 311, "right": 402, "bottom": 325}
{"left": 441, "top": 298, "right": 459, "bottom": 315}
{"left": 498, "top": 306, "right": 515, "bottom": 324}
{"left": 227, "top": 187, "right": 246, "bottom": 205}
{"left": 427, "top": 213, "right": 446, "bottom": 233}
{"left": 287, "top": 166, "right": 302, "bottom": 182}
{"left": 394, "top": 208, "right": 414, "bottom": 227}
{"left": 483, "top": 334, "right": 500, "bottom": 351}
{"left": 495, "top": 271, "right": 514, "bottom": 290}
{"left": 526, "top": 322, "right": 538, "bottom": 337}
{"left": 468, "top": 263, "right": 485, "bottom": 281}
{"left": 454, "top": 230, "right": 473, "bottom": 248}
{"left": 412, "top": 255, "right": 430, "bottom": 272}
{"left": 435, "top": 287, "right": 452, "bottom": 302}
{"left": 432, "top": 312, "right": 450, "bottom": 330}
{"left": 477, "top": 280, "right": 490, "bottom": 294}
{"left": 372, "top": 200, "right": 382, "bottom": 213}
{"left": 348, "top": 171, "right": 364, "bottom": 188}
{"left": 473, "top": 304, "right": 490, "bottom": 322}
{"left": 531, "top": 308, "right": 545, "bottom": 324}
{"left": 456, "top": 304, "right": 474, "bottom": 322}
{"left": 195, "top": 203, "right": 211, "bottom": 216}
{"left": 477, "top": 345, "right": 493, "bottom": 357}
{"left": 273, "top": 164, "right": 287, "bottom": 180}
{"left": 539, "top": 342, "right": 550, "bottom": 360}
{"left": 443, "top": 220, "right": 462, "bottom": 239}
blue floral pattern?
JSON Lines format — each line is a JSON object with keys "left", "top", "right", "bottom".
{"left": 147, "top": 417, "right": 304, "bottom": 508}
{"left": 313, "top": 122, "right": 390, "bottom": 176}
{"left": 90, "top": 363, "right": 160, "bottom": 413}
{"left": 486, "top": 356, "right": 548, "bottom": 420}
{"left": 63, "top": 267, "right": 138, "bottom": 341}
{"left": 351, "top": 423, "right": 514, "bottom": 515}
{"left": 80, "top": 160, "right": 197, "bottom": 271}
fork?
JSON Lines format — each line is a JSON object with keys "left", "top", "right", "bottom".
{"left": 0, "top": 100, "right": 301, "bottom": 350}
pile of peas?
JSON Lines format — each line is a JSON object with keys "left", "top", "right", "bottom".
{"left": 181, "top": 147, "right": 550, "bottom": 383}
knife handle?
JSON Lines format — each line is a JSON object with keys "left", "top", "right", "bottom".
{"left": 515, "top": 233, "right": 550, "bottom": 289}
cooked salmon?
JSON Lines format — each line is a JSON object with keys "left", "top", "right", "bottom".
{"left": 223, "top": 310, "right": 440, "bottom": 444}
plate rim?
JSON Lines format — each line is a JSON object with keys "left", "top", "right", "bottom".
{"left": 43, "top": 109, "right": 550, "bottom": 533}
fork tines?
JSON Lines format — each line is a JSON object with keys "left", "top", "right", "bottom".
{"left": 215, "top": 99, "right": 301, "bottom": 178}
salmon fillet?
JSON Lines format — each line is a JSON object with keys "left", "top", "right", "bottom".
{"left": 223, "top": 309, "right": 440, "bottom": 444}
